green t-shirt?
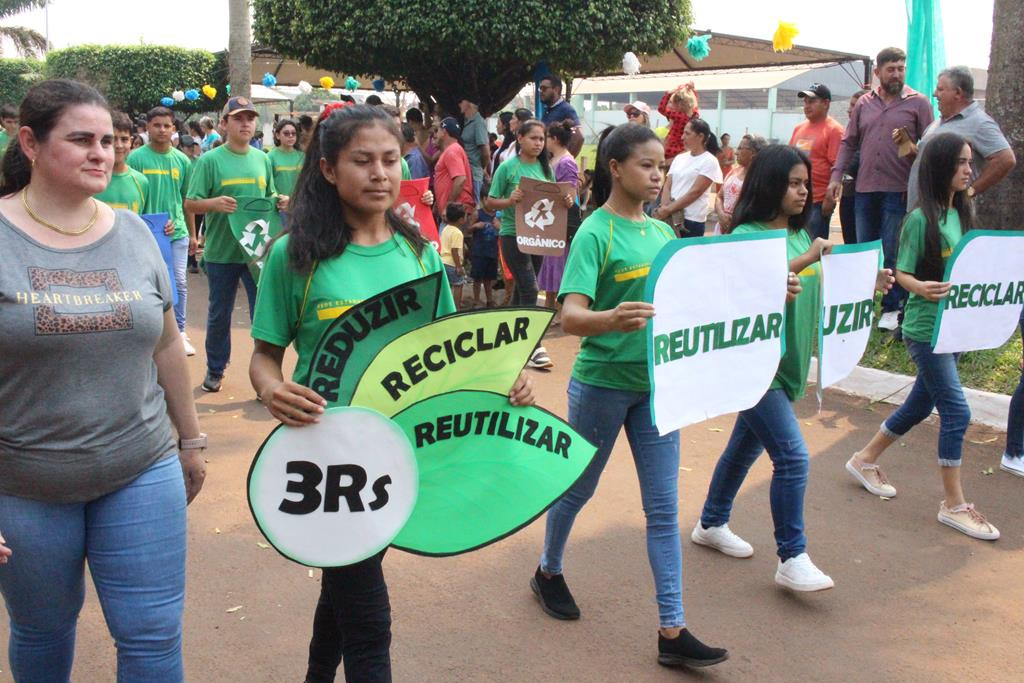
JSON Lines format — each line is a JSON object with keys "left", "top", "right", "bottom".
{"left": 897, "top": 208, "right": 962, "bottom": 343}
{"left": 558, "top": 207, "right": 675, "bottom": 391}
{"left": 401, "top": 157, "right": 411, "bottom": 181}
{"left": 186, "top": 144, "right": 276, "bottom": 264}
{"left": 488, "top": 156, "right": 553, "bottom": 236}
{"left": 96, "top": 168, "right": 149, "bottom": 214}
{"left": 267, "top": 146, "right": 305, "bottom": 197}
{"left": 252, "top": 232, "right": 456, "bottom": 385}
{"left": 0, "top": 130, "right": 9, "bottom": 155}
{"left": 127, "top": 144, "right": 192, "bottom": 240}
{"left": 732, "top": 222, "right": 820, "bottom": 401}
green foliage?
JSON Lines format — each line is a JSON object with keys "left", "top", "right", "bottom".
{"left": 254, "top": 0, "right": 692, "bottom": 115}
{"left": 0, "top": 57, "right": 42, "bottom": 105}
{"left": 44, "top": 45, "right": 225, "bottom": 117}
{"left": 860, "top": 324, "right": 1022, "bottom": 395}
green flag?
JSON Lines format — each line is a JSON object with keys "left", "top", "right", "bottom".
{"left": 227, "top": 196, "right": 284, "bottom": 280}
{"left": 906, "top": 0, "right": 945, "bottom": 113}
{"left": 350, "top": 308, "right": 553, "bottom": 417}
{"left": 390, "top": 390, "right": 596, "bottom": 555}
{"left": 306, "top": 273, "right": 443, "bottom": 406}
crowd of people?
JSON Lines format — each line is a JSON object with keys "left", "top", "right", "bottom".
{"left": 0, "top": 43, "right": 1021, "bottom": 681}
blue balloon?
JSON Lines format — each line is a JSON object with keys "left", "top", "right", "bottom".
{"left": 184, "top": 88, "right": 200, "bottom": 101}
{"left": 262, "top": 72, "right": 277, "bottom": 87}
{"left": 160, "top": 96, "right": 175, "bottom": 107}
{"left": 372, "top": 78, "right": 385, "bottom": 92}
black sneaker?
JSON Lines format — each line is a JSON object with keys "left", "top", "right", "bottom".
{"left": 529, "top": 566, "right": 580, "bottom": 620}
{"left": 201, "top": 372, "right": 222, "bottom": 393}
{"left": 657, "top": 629, "right": 729, "bottom": 668}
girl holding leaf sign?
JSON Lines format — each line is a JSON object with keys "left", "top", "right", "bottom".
{"left": 847, "top": 132, "right": 1000, "bottom": 541}
{"left": 248, "top": 104, "right": 537, "bottom": 682}
{"left": 693, "top": 145, "right": 893, "bottom": 591}
{"left": 531, "top": 122, "right": 729, "bottom": 669}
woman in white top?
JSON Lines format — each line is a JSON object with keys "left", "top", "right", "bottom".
{"left": 714, "top": 134, "right": 767, "bottom": 234}
{"left": 654, "top": 117, "right": 722, "bottom": 237}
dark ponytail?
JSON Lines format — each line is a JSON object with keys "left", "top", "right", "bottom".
{"left": 913, "top": 132, "right": 973, "bottom": 281}
{"left": 591, "top": 122, "right": 660, "bottom": 207}
{"left": 285, "top": 104, "right": 427, "bottom": 274}
{"left": 0, "top": 79, "right": 109, "bottom": 196}
{"left": 546, "top": 119, "right": 574, "bottom": 148}
{"left": 517, "top": 119, "right": 553, "bottom": 181}
{"left": 687, "top": 117, "right": 720, "bottom": 155}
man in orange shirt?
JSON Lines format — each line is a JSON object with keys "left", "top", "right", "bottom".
{"left": 433, "top": 117, "right": 476, "bottom": 218}
{"left": 789, "top": 84, "right": 845, "bottom": 239}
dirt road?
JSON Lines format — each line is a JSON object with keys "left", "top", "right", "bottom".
{"left": 3, "top": 276, "right": 1021, "bottom": 682}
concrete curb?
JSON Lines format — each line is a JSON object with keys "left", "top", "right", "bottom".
{"left": 811, "top": 359, "right": 1011, "bottom": 431}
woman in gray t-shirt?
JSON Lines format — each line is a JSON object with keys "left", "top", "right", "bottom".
{"left": 0, "top": 80, "right": 205, "bottom": 681}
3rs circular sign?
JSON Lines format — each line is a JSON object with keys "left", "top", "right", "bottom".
{"left": 247, "top": 407, "right": 418, "bottom": 567}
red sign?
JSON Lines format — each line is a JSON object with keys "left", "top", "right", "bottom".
{"left": 395, "top": 178, "right": 440, "bottom": 251}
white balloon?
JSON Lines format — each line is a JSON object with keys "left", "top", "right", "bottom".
{"left": 171, "top": 89, "right": 185, "bottom": 102}
{"left": 622, "top": 51, "right": 641, "bottom": 76}
{"left": 298, "top": 80, "right": 313, "bottom": 94}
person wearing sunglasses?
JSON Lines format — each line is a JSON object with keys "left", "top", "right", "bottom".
{"left": 623, "top": 100, "right": 651, "bottom": 128}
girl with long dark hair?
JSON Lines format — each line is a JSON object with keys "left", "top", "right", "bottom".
{"left": 846, "top": 132, "right": 999, "bottom": 540}
{"left": 248, "top": 104, "right": 536, "bottom": 682}
{"left": 485, "top": 118, "right": 572, "bottom": 368}
{"left": 693, "top": 145, "right": 893, "bottom": 590}
{"left": 530, "top": 122, "right": 728, "bottom": 670}
{"left": 268, "top": 117, "right": 304, "bottom": 197}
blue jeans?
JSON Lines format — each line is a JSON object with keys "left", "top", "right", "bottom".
{"left": 883, "top": 339, "right": 970, "bottom": 466}
{"left": 700, "top": 389, "right": 809, "bottom": 561}
{"left": 855, "top": 191, "right": 906, "bottom": 312}
{"left": 0, "top": 456, "right": 186, "bottom": 682}
{"left": 205, "top": 261, "right": 258, "bottom": 377}
{"left": 541, "top": 378, "right": 685, "bottom": 628}
{"left": 807, "top": 202, "right": 832, "bottom": 240}
{"left": 1005, "top": 317, "right": 1024, "bottom": 459}
{"left": 679, "top": 219, "right": 705, "bottom": 239}
{"left": 171, "top": 237, "right": 189, "bottom": 332}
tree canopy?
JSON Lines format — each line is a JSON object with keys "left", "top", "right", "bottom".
{"left": 45, "top": 45, "right": 225, "bottom": 117}
{"left": 254, "top": 0, "right": 692, "bottom": 116}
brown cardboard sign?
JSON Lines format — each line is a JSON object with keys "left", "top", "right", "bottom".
{"left": 515, "top": 177, "right": 574, "bottom": 256}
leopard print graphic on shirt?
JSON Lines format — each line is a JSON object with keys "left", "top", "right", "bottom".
{"left": 27, "top": 267, "right": 135, "bottom": 335}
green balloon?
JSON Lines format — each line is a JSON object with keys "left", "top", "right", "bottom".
{"left": 306, "top": 272, "right": 443, "bottom": 406}
{"left": 390, "top": 390, "right": 596, "bottom": 555}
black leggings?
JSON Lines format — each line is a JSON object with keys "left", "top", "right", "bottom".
{"left": 304, "top": 551, "right": 391, "bottom": 683}
{"left": 500, "top": 234, "right": 542, "bottom": 306}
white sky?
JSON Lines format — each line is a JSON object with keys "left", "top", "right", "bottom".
{"left": 0, "top": 0, "right": 995, "bottom": 70}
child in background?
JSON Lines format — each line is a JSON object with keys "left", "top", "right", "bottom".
{"left": 469, "top": 205, "right": 499, "bottom": 307}
{"left": 440, "top": 203, "right": 467, "bottom": 308}
{"left": 658, "top": 83, "right": 699, "bottom": 164}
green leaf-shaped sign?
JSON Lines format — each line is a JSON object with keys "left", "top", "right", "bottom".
{"left": 389, "top": 390, "right": 596, "bottom": 555}
{"left": 306, "top": 273, "right": 442, "bottom": 406}
{"left": 350, "top": 308, "right": 553, "bottom": 417}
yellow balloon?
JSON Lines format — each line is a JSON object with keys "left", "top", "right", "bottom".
{"left": 319, "top": 76, "right": 335, "bottom": 91}
{"left": 202, "top": 84, "right": 217, "bottom": 100}
{"left": 772, "top": 21, "right": 799, "bottom": 52}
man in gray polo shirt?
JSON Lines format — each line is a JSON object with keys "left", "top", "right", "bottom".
{"left": 907, "top": 66, "right": 1016, "bottom": 209}
{"left": 459, "top": 98, "right": 491, "bottom": 201}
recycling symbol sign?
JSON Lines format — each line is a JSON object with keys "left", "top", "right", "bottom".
{"left": 524, "top": 198, "right": 555, "bottom": 231}
{"left": 395, "top": 202, "right": 421, "bottom": 231}
{"left": 241, "top": 219, "right": 271, "bottom": 266}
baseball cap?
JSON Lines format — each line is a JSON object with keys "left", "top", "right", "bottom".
{"left": 222, "top": 96, "right": 258, "bottom": 118}
{"left": 440, "top": 117, "right": 461, "bottom": 137}
{"left": 180, "top": 134, "right": 195, "bottom": 147}
{"left": 624, "top": 101, "right": 652, "bottom": 117}
{"left": 798, "top": 84, "right": 832, "bottom": 100}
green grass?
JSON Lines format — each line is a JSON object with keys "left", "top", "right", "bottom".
{"left": 859, "top": 316, "right": 1022, "bottom": 395}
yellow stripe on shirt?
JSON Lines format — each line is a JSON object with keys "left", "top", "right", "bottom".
{"left": 221, "top": 177, "right": 267, "bottom": 188}
{"left": 613, "top": 266, "right": 651, "bottom": 282}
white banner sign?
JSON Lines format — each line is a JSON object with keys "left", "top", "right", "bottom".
{"left": 932, "top": 231, "right": 1024, "bottom": 354}
{"left": 645, "top": 230, "right": 789, "bottom": 434}
{"left": 248, "top": 407, "right": 419, "bottom": 567}
{"left": 818, "top": 241, "right": 882, "bottom": 390}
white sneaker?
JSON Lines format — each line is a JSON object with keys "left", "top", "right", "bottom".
{"left": 181, "top": 332, "right": 196, "bottom": 357}
{"left": 775, "top": 553, "right": 834, "bottom": 592}
{"left": 999, "top": 454, "right": 1024, "bottom": 478}
{"left": 877, "top": 310, "right": 899, "bottom": 331}
{"left": 691, "top": 522, "right": 753, "bottom": 558}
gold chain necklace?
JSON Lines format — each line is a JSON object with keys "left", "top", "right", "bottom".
{"left": 602, "top": 203, "right": 649, "bottom": 234}
{"left": 21, "top": 187, "right": 99, "bottom": 236}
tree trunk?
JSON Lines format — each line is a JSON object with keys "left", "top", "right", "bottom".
{"left": 976, "top": 0, "right": 1023, "bottom": 229}
{"left": 228, "top": 0, "right": 252, "bottom": 99}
